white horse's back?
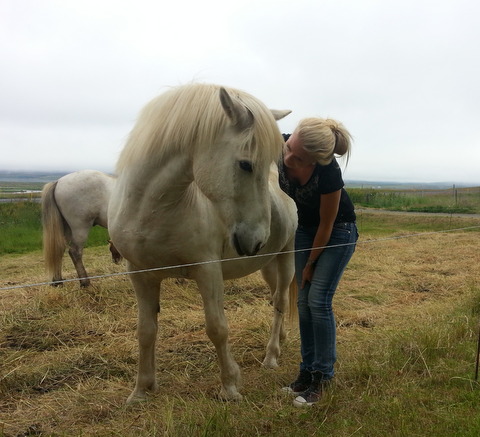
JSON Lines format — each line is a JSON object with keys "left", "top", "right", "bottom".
{"left": 54, "top": 170, "right": 115, "bottom": 229}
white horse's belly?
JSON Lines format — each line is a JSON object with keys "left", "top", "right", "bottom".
{"left": 220, "top": 254, "right": 275, "bottom": 280}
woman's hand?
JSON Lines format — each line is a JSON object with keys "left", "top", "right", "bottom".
{"left": 301, "top": 263, "right": 315, "bottom": 288}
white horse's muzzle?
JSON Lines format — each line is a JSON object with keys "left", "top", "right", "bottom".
{"left": 232, "top": 224, "right": 269, "bottom": 256}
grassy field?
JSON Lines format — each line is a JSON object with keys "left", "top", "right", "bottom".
{"left": 349, "top": 186, "right": 480, "bottom": 214}
{"left": 1, "top": 212, "right": 479, "bottom": 436}
{"left": 1, "top": 183, "right": 480, "bottom": 211}
{"left": 0, "top": 202, "right": 109, "bottom": 255}
{"left": 1, "top": 184, "right": 479, "bottom": 256}
{"left": 0, "top": 181, "right": 43, "bottom": 201}
{"left": 0, "top": 181, "right": 45, "bottom": 192}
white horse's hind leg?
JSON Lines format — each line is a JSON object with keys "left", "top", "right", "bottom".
{"left": 68, "top": 243, "right": 90, "bottom": 287}
{"left": 260, "top": 252, "right": 295, "bottom": 368}
{"left": 194, "top": 266, "right": 242, "bottom": 401}
{"left": 66, "top": 226, "right": 91, "bottom": 287}
{"left": 127, "top": 269, "right": 161, "bottom": 404}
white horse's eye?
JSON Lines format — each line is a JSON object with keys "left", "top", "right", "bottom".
{"left": 239, "top": 160, "right": 253, "bottom": 173}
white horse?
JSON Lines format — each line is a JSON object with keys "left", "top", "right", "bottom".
{"left": 108, "top": 83, "right": 297, "bottom": 403}
{"left": 42, "top": 169, "right": 122, "bottom": 288}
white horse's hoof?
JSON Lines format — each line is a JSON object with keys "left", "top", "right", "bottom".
{"left": 126, "top": 391, "right": 148, "bottom": 405}
{"left": 218, "top": 389, "right": 243, "bottom": 401}
{"left": 262, "top": 357, "right": 279, "bottom": 369}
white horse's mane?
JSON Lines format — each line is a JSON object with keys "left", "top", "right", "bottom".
{"left": 116, "top": 83, "right": 283, "bottom": 173}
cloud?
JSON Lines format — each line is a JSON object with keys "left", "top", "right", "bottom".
{"left": 0, "top": 0, "right": 479, "bottom": 183}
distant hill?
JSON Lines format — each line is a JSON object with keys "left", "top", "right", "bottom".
{"left": 0, "top": 170, "right": 70, "bottom": 183}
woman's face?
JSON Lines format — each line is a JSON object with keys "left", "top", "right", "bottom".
{"left": 283, "top": 132, "right": 315, "bottom": 169}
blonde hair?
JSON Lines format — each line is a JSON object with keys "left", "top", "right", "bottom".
{"left": 295, "top": 117, "right": 352, "bottom": 166}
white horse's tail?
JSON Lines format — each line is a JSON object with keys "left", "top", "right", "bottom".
{"left": 41, "top": 181, "right": 67, "bottom": 282}
{"left": 288, "top": 278, "right": 298, "bottom": 325}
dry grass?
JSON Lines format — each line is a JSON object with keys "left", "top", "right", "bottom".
{"left": 1, "top": 214, "right": 480, "bottom": 436}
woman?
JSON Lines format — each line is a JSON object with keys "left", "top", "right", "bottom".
{"left": 279, "top": 118, "right": 358, "bottom": 407}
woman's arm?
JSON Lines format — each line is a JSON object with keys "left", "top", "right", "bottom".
{"left": 301, "top": 189, "right": 341, "bottom": 288}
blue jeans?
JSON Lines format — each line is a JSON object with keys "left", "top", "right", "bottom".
{"left": 295, "top": 222, "right": 358, "bottom": 380}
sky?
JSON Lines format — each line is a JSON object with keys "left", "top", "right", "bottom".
{"left": 1, "top": 0, "right": 479, "bottom": 184}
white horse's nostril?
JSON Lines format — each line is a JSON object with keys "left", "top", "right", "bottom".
{"left": 233, "top": 233, "right": 245, "bottom": 256}
{"left": 232, "top": 227, "right": 267, "bottom": 257}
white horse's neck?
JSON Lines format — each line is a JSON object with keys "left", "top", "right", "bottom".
{"left": 126, "top": 154, "right": 195, "bottom": 207}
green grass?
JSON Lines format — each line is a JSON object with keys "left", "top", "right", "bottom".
{"left": 0, "top": 202, "right": 42, "bottom": 254}
{"left": 2, "top": 186, "right": 480, "bottom": 256}
{"left": 1, "top": 198, "right": 479, "bottom": 256}
{"left": 0, "top": 201, "right": 109, "bottom": 255}
{"left": 332, "top": 293, "right": 480, "bottom": 437}
{"left": 355, "top": 210, "right": 480, "bottom": 238}
{"left": 0, "top": 181, "right": 44, "bottom": 192}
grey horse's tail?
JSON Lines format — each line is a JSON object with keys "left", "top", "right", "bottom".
{"left": 41, "top": 181, "right": 67, "bottom": 283}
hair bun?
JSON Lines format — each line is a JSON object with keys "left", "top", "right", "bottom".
{"left": 333, "top": 139, "right": 348, "bottom": 155}
{"left": 327, "top": 119, "right": 350, "bottom": 156}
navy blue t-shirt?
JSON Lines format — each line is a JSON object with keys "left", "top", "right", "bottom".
{"left": 278, "top": 134, "right": 356, "bottom": 227}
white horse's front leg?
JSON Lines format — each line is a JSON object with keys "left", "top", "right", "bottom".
{"left": 194, "top": 265, "right": 242, "bottom": 400}
{"left": 261, "top": 252, "right": 294, "bottom": 368}
{"left": 127, "top": 270, "right": 161, "bottom": 404}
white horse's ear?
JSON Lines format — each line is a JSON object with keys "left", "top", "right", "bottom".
{"left": 271, "top": 109, "right": 291, "bottom": 121}
{"left": 219, "top": 87, "right": 254, "bottom": 130}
